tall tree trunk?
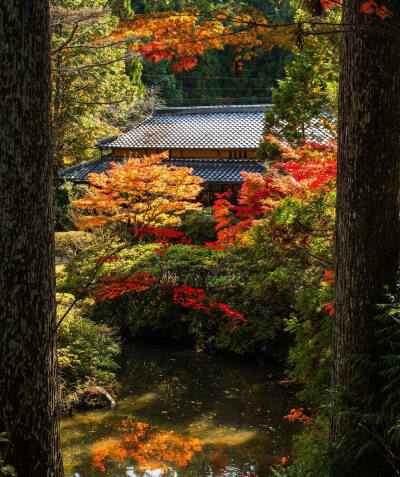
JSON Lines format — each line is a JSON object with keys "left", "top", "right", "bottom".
{"left": 332, "top": 0, "right": 400, "bottom": 450}
{"left": 0, "top": 1, "right": 63, "bottom": 476}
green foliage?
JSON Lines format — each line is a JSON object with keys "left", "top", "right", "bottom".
{"left": 285, "top": 285, "right": 332, "bottom": 408}
{"left": 290, "top": 417, "right": 330, "bottom": 477}
{"left": 54, "top": 184, "right": 73, "bottom": 231}
{"left": 109, "top": 0, "right": 134, "bottom": 17}
{"left": 257, "top": 192, "right": 335, "bottom": 409}
{"left": 0, "top": 434, "right": 15, "bottom": 477}
{"left": 179, "top": 208, "right": 216, "bottom": 244}
{"left": 283, "top": 286, "right": 400, "bottom": 476}
{"left": 324, "top": 291, "right": 400, "bottom": 476}
{"left": 57, "top": 294, "right": 120, "bottom": 408}
{"left": 271, "top": 462, "right": 307, "bottom": 477}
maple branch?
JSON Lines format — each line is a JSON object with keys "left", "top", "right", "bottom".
{"left": 52, "top": 52, "right": 139, "bottom": 72}
{"left": 56, "top": 38, "right": 132, "bottom": 50}
{"left": 50, "top": 7, "right": 110, "bottom": 56}
{"left": 51, "top": 23, "right": 79, "bottom": 56}
{"left": 293, "top": 243, "right": 332, "bottom": 265}
{"left": 59, "top": 98, "right": 128, "bottom": 105}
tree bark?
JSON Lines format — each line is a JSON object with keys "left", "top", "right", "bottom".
{"left": 332, "top": 0, "right": 400, "bottom": 447}
{"left": 0, "top": 1, "right": 63, "bottom": 476}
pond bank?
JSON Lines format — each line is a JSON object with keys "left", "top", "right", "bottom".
{"left": 61, "top": 339, "right": 300, "bottom": 476}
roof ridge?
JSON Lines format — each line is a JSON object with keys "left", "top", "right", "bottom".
{"left": 163, "top": 157, "right": 262, "bottom": 162}
{"left": 154, "top": 104, "right": 273, "bottom": 115}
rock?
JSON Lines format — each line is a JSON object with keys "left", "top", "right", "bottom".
{"left": 79, "top": 386, "right": 116, "bottom": 409}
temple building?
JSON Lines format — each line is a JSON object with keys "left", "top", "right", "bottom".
{"left": 59, "top": 104, "right": 332, "bottom": 204}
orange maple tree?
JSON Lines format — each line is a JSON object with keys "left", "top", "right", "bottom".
{"left": 103, "top": 1, "right": 393, "bottom": 72}
{"left": 108, "top": 8, "right": 296, "bottom": 71}
{"left": 72, "top": 152, "right": 203, "bottom": 233}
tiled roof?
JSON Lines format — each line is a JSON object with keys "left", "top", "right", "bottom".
{"left": 109, "top": 104, "right": 274, "bottom": 150}
{"left": 58, "top": 155, "right": 265, "bottom": 183}
{"left": 163, "top": 158, "right": 265, "bottom": 183}
{"left": 59, "top": 155, "right": 114, "bottom": 182}
{"left": 108, "top": 104, "right": 335, "bottom": 150}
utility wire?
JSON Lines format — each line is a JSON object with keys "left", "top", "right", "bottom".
{"left": 142, "top": 73, "right": 279, "bottom": 80}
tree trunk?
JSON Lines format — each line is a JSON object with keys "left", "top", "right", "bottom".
{"left": 0, "top": 1, "right": 63, "bottom": 476}
{"left": 332, "top": 0, "right": 400, "bottom": 447}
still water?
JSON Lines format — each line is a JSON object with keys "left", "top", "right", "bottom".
{"left": 61, "top": 340, "right": 300, "bottom": 476}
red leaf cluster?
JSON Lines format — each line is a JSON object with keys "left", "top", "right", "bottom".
{"left": 324, "top": 301, "right": 334, "bottom": 316}
{"left": 134, "top": 227, "right": 191, "bottom": 256}
{"left": 212, "top": 138, "right": 337, "bottom": 246}
{"left": 90, "top": 273, "right": 158, "bottom": 302}
{"left": 173, "top": 285, "right": 246, "bottom": 330}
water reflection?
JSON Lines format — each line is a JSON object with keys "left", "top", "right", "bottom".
{"left": 62, "top": 340, "right": 299, "bottom": 476}
{"left": 92, "top": 420, "right": 202, "bottom": 472}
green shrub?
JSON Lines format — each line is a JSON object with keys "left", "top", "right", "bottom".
{"left": 271, "top": 462, "right": 307, "bottom": 477}
{"left": 179, "top": 208, "right": 217, "bottom": 244}
{"left": 285, "top": 283, "right": 332, "bottom": 408}
{"left": 0, "top": 432, "right": 15, "bottom": 476}
{"left": 54, "top": 182, "right": 89, "bottom": 231}
{"left": 62, "top": 240, "right": 297, "bottom": 356}
{"left": 55, "top": 231, "right": 95, "bottom": 259}
{"left": 57, "top": 293, "right": 120, "bottom": 409}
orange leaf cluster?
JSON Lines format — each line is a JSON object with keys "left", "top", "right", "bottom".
{"left": 284, "top": 408, "right": 313, "bottom": 426}
{"left": 105, "top": 2, "right": 393, "bottom": 72}
{"left": 109, "top": 9, "right": 295, "bottom": 71}
{"left": 91, "top": 420, "right": 202, "bottom": 472}
{"left": 323, "top": 269, "right": 334, "bottom": 285}
{"left": 73, "top": 152, "right": 203, "bottom": 231}
{"left": 360, "top": 0, "right": 393, "bottom": 19}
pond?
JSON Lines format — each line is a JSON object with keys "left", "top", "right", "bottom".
{"left": 61, "top": 340, "right": 300, "bottom": 476}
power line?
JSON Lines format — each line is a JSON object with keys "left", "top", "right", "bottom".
{"left": 142, "top": 73, "right": 275, "bottom": 80}
{"left": 166, "top": 96, "right": 272, "bottom": 102}
{"left": 180, "top": 86, "right": 270, "bottom": 90}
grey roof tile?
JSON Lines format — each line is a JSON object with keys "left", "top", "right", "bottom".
{"left": 109, "top": 105, "right": 274, "bottom": 150}
{"left": 109, "top": 104, "right": 335, "bottom": 150}
{"left": 58, "top": 156, "right": 265, "bottom": 184}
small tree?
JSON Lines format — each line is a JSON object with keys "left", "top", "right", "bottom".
{"left": 73, "top": 152, "right": 204, "bottom": 236}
